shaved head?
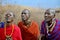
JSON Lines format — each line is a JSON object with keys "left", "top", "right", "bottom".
{"left": 45, "top": 9, "right": 55, "bottom": 16}
{"left": 5, "top": 11, "right": 15, "bottom": 23}
{"left": 21, "top": 9, "right": 31, "bottom": 21}
{"left": 22, "top": 9, "right": 30, "bottom": 17}
{"left": 44, "top": 9, "right": 56, "bottom": 22}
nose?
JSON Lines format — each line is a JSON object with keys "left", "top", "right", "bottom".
{"left": 7, "top": 14, "right": 10, "bottom": 17}
{"left": 22, "top": 14, "right": 25, "bottom": 17}
{"left": 45, "top": 14, "right": 48, "bottom": 17}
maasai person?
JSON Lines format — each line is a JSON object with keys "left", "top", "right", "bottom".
{"left": 0, "top": 15, "right": 4, "bottom": 28}
{"left": 41, "top": 9, "right": 60, "bottom": 40}
{"left": 0, "top": 11, "right": 22, "bottom": 40}
{"left": 18, "top": 9, "right": 40, "bottom": 40}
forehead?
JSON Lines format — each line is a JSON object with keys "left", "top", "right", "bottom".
{"left": 45, "top": 11, "right": 50, "bottom": 14}
{"left": 45, "top": 9, "right": 55, "bottom": 15}
{"left": 5, "top": 12, "right": 13, "bottom": 16}
{"left": 22, "top": 10, "right": 30, "bottom": 14}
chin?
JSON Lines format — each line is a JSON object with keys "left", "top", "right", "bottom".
{"left": 6, "top": 20, "right": 12, "bottom": 23}
{"left": 22, "top": 20, "right": 26, "bottom": 21}
{"left": 22, "top": 19, "right": 26, "bottom": 21}
{"left": 45, "top": 20, "right": 50, "bottom": 22}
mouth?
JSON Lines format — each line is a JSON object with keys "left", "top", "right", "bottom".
{"left": 22, "top": 16, "right": 26, "bottom": 20}
{"left": 45, "top": 16, "right": 48, "bottom": 19}
{"left": 5, "top": 17, "right": 11, "bottom": 21}
{"left": 45, "top": 17, "right": 50, "bottom": 21}
{"left": 6, "top": 21, "right": 11, "bottom": 23}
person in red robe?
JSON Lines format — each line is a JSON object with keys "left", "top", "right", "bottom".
{"left": 18, "top": 9, "right": 40, "bottom": 40}
{"left": 0, "top": 11, "right": 22, "bottom": 40}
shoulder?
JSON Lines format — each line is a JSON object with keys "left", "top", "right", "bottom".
{"left": 0, "top": 22, "right": 5, "bottom": 24}
{"left": 56, "top": 19, "right": 60, "bottom": 25}
{"left": 41, "top": 20, "right": 46, "bottom": 29}
{"left": 32, "top": 21, "right": 38, "bottom": 25}
{"left": 18, "top": 21, "right": 23, "bottom": 25}
{"left": 55, "top": 19, "right": 60, "bottom": 30}
{"left": 31, "top": 21, "right": 39, "bottom": 28}
{"left": 14, "top": 24, "right": 21, "bottom": 32}
{"left": 56, "top": 19, "right": 60, "bottom": 24}
{"left": 41, "top": 20, "right": 45, "bottom": 25}
{"left": 0, "top": 22, "right": 5, "bottom": 28}
{"left": 18, "top": 21, "right": 23, "bottom": 27}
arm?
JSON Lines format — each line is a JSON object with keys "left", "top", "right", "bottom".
{"left": 40, "top": 21, "right": 46, "bottom": 40}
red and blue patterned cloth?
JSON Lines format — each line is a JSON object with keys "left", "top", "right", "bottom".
{"left": 41, "top": 19, "right": 60, "bottom": 40}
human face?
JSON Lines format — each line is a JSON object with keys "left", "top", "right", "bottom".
{"left": 44, "top": 11, "right": 54, "bottom": 22}
{"left": 21, "top": 12, "right": 30, "bottom": 21}
{"left": 5, "top": 12, "right": 14, "bottom": 23}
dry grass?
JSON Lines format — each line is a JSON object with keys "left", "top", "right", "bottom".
{"left": 0, "top": 5, "right": 60, "bottom": 28}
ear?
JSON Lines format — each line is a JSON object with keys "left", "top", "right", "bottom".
{"left": 52, "top": 15, "right": 55, "bottom": 18}
{"left": 53, "top": 14, "right": 55, "bottom": 18}
{"left": 54, "top": 14, "right": 55, "bottom": 17}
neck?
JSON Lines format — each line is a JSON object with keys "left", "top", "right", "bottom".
{"left": 23, "top": 20, "right": 31, "bottom": 26}
{"left": 46, "top": 20, "right": 52, "bottom": 26}
{"left": 6, "top": 22, "right": 12, "bottom": 26}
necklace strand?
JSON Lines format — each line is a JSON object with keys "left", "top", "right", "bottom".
{"left": 4, "top": 24, "right": 14, "bottom": 37}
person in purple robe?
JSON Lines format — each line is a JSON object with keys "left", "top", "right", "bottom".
{"left": 41, "top": 9, "right": 60, "bottom": 40}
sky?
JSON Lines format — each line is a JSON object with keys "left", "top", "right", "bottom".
{"left": 1, "top": 0, "right": 60, "bottom": 8}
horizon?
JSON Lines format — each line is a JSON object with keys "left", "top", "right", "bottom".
{"left": 1, "top": 0, "right": 60, "bottom": 8}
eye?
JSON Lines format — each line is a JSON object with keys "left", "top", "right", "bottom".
{"left": 22, "top": 12, "right": 26, "bottom": 14}
{"left": 45, "top": 12, "right": 50, "bottom": 15}
{"left": 9, "top": 14, "right": 11, "bottom": 16}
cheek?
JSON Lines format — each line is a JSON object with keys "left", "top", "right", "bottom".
{"left": 21, "top": 15, "right": 27, "bottom": 20}
{"left": 7, "top": 17, "right": 13, "bottom": 20}
{"left": 49, "top": 15, "right": 53, "bottom": 19}
{"left": 24, "top": 14, "right": 28, "bottom": 19}
{"left": 47, "top": 16, "right": 53, "bottom": 21}
{"left": 26, "top": 15, "right": 28, "bottom": 19}
{"left": 48, "top": 16, "right": 52, "bottom": 18}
